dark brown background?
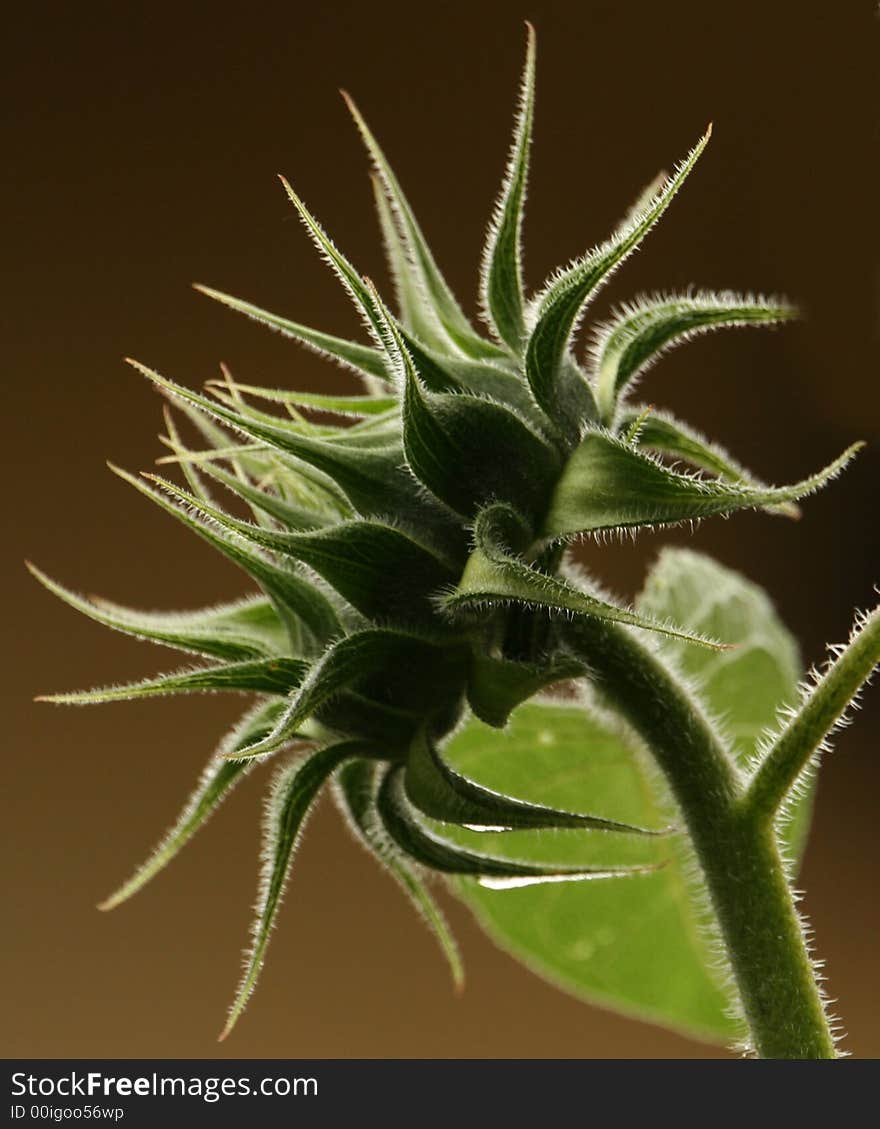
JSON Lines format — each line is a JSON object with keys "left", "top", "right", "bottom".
{"left": 5, "top": 1, "right": 877, "bottom": 1058}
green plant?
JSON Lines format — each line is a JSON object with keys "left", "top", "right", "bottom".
{"left": 32, "top": 24, "right": 877, "bottom": 1057}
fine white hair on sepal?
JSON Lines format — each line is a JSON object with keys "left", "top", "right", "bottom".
{"left": 98, "top": 699, "right": 281, "bottom": 912}
{"left": 523, "top": 127, "right": 712, "bottom": 342}
{"left": 478, "top": 21, "right": 536, "bottom": 349}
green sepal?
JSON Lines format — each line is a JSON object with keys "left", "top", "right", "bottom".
{"left": 161, "top": 404, "right": 215, "bottom": 506}
{"left": 230, "top": 629, "right": 467, "bottom": 760}
{"left": 194, "top": 284, "right": 389, "bottom": 380}
{"left": 525, "top": 128, "right": 711, "bottom": 442}
{"left": 480, "top": 22, "right": 535, "bottom": 351}
{"left": 341, "top": 92, "right": 506, "bottom": 361}
{"left": 334, "top": 757, "right": 465, "bottom": 991}
{"left": 618, "top": 406, "right": 801, "bottom": 519}
{"left": 221, "top": 739, "right": 376, "bottom": 1039}
{"left": 197, "top": 462, "right": 333, "bottom": 530}
{"left": 592, "top": 291, "right": 797, "bottom": 425}
{"left": 404, "top": 728, "right": 663, "bottom": 835}
{"left": 467, "top": 650, "right": 586, "bottom": 728}
{"left": 209, "top": 380, "right": 397, "bottom": 418}
{"left": 378, "top": 767, "right": 658, "bottom": 885}
{"left": 370, "top": 173, "right": 437, "bottom": 343}
{"left": 142, "top": 474, "right": 459, "bottom": 627}
{"left": 132, "top": 360, "right": 450, "bottom": 532}
{"left": 542, "top": 431, "right": 861, "bottom": 541}
{"left": 445, "top": 504, "right": 724, "bottom": 648}
{"left": 318, "top": 690, "right": 426, "bottom": 750}
{"left": 110, "top": 462, "right": 343, "bottom": 644}
{"left": 100, "top": 700, "right": 286, "bottom": 910}
{"left": 27, "top": 564, "right": 286, "bottom": 662}
{"left": 280, "top": 177, "right": 480, "bottom": 384}
{"left": 376, "top": 290, "right": 559, "bottom": 522}
{"left": 267, "top": 521, "right": 459, "bottom": 626}
{"left": 402, "top": 368, "right": 562, "bottom": 522}
{"left": 38, "top": 656, "right": 309, "bottom": 705}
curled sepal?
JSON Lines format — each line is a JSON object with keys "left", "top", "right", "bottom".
{"left": 467, "top": 651, "right": 586, "bottom": 728}
{"left": 100, "top": 700, "right": 285, "bottom": 911}
{"left": 194, "top": 284, "right": 389, "bottom": 381}
{"left": 341, "top": 91, "right": 504, "bottom": 361}
{"left": 141, "top": 474, "right": 459, "bottom": 627}
{"left": 405, "top": 729, "right": 662, "bottom": 835}
{"left": 618, "top": 406, "right": 801, "bottom": 519}
{"left": 591, "top": 291, "right": 796, "bottom": 425}
{"left": 445, "top": 504, "right": 725, "bottom": 649}
{"left": 220, "top": 740, "right": 371, "bottom": 1040}
{"left": 26, "top": 565, "right": 285, "bottom": 662}
{"left": 131, "top": 361, "right": 442, "bottom": 528}
{"left": 378, "top": 767, "right": 659, "bottom": 886}
{"left": 334, "top": 758, "right": 464, "bottom": 991}
{"left": 37, "top": 656, "right": 309, "bottom": 706}
{"left": 542, "top": 432, "right": 862, "bottom": 541}
{"left": 110, "top": 461, "right": 343, "bottom": 644}
{"left": 479, "top": 22, "right": 536, "bottom": 351}
{"left": 230, "top": 629, "right": 465, "bottom": 760}
{"left": 525, "top": 128, "right": 711, "bottom": 442}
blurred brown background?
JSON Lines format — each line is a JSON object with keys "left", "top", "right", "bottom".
{"left": 4, "top": 1, "right": 877, "bottom": 1058}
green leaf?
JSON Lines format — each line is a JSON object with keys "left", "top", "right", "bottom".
{"left": 341, "top": 91, "right": 505, "bottom": 361}
{"left": 38, "top": 656, "right": 309, "bottom": 705}
{"left": 231, "top": 629, "right": 465, "bottom": 760}
{"left": 445, "top": 504, "right": 724, "bottom": 648}
{"left": 467, "top": 650, "right": 586, "bottom": 728}
{"left": 636, "top": 548, "right": 811, "bottom": 858}
{"left": 110, "top": 461, "right": 343, "bottom": 644}
{"left": 525, "top": 129, "right": 711, "bottom": 441}
{"left": 454, "top": 553, "right": 813, "bottom": 1044}
{"left": 480, "top": 22, "right": 535, "bottom": 351}
{"left": 334, "top": 757, "right": 464, "bottom": 991}
{"left": 450, "top": 700, "right": 738, "bottom": 1043}
{"left": 27, "top": 565, "right": 286, "bottom": 662}
{"left": 542, "top": 431, "right": 862, "bottom": 541}
{"left": 404, "top": 728, "right": 662, "bottom": 835}
{"left": 591, "top": 291, "right": 796, "bottom": 425}
{"left": 378, "top": 766, "right": 656, "bottom": 883}
{"left": 193, "top": 284, "right": 389, "bottom": 381}
{"left": 619, "top": 406, "right": 801, "bottom": 519}
{"left": 100, "top": 700, "right": 285, "bottom": 910}
{"left": 221, "top": 740, "right": 364, "bottom": 1039}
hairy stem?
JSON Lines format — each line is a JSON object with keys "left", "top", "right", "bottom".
{"left": 745, "top": 605, "right": 880, "bottom": 823}
{"left": 564, "top": 617, "right": 837, "bottom": 1058}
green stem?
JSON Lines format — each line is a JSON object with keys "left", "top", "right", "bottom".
{"left": 564, "top": 616, "right": 837, "bottom": 1059}
{"left": 745, "top": 604, "right": 880, "bottom": 822}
